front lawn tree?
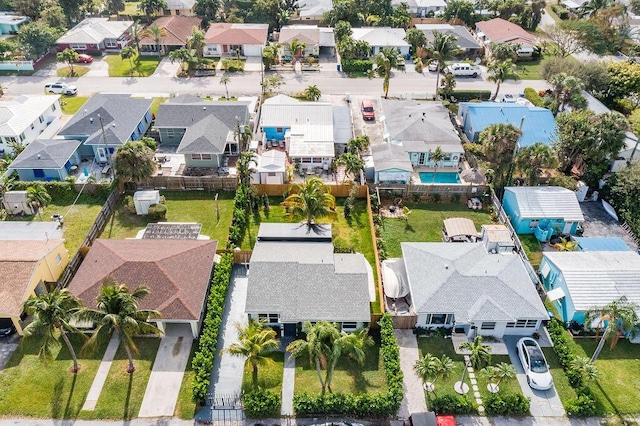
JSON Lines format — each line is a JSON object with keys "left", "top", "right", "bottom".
{"left": 515, "top": 142, "right": 558, "bottom": 186}
{"left": 569, "top": 357, "right": 599, "bottom": 387}
{"left": 427, "top": 31, "right": 458, "bottom": 99}
{"left": 114, "top": 141, "right": 155, "bottom": 186}
{"left": 220, "top": 75, "right": 231, "bottom": 99}
{"left": 78, "top": 281, "right": 162, "bottom": 373}
{"left": 373, "top": 47, "right": 400, "bottom": 99}
{"left": 187, "top": 26, "right": 206, "bottom": 60}
{"left": 487, "top": 59, "right": 518, "bottom": 101}
{"left": 404, "top": 28, "right": 426, "bottom": 55}
{"left": 414, "top": 353, "right": 455, "bottom": 391}
{"left": 169, "top": 47, "right": 196, "bottom": 74}
{"left": 120, "top": 45, "right": 137, "bottom": 76}
{"left": 480, "top": 362, "right": 516, "bottom": 392}
{"left": 23, "top": 289, "right": 85, "bottom": 373}
{"left": 456, "top": 335, "right": 491, "bottom": 393}
{"left": 17, "top": 21, "right": 59, "bottom": 60}
{"left": 57, "top": 48, "right": 79, "bottom": 76}
{"left": 304, "top": 84, "right": 321, "bottom": 101}
{"left": 281, "top": 177, "right": 336, "bottom": 226}
{"left": 586, "top": 296, "right": 640, "bottom": 361}
{"left": 347, "top": 135, "right": 370, "bottom": 155}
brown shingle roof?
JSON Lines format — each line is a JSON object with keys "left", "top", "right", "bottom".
{"left": 139, "top": 16, "right": 203, "bottom": 47}
{"left": 0, "top": 239, "right": 65, "bottom": 261}
{"left": 205, "top": 23, "right": 269, "bottom": 45}
{"left": 67, "top": 239, "right": 217, "bottom": 321}
{"left": 476, "top": 18, "right": 536, "bottom": 45}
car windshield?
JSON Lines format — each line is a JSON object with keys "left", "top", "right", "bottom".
{"left": 527, "top": 347, "right": 548, "bottom": 373}
{"left": 363, "top": 107, "right": 373, "bottom": 112}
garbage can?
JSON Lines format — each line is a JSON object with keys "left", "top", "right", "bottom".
{"left": 337, "top": 64, "right": 341, "bottom": 72}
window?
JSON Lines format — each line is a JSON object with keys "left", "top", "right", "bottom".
{"left": 55, "top": 254, "right": 62, "bottom": 264}
{"left": 268, "top": 172, "right": 276, "bottom": 177}
{"left": 342, "top": 322, "right": 357, "bottom": 330}
{"left": 481, "top": 322, "right": 496, "bottom": 330}
{"left": 19, "top": 133, "right": 24, "bottom": 142}
{"left": 515, "top": 319, "right": 527, "bottom": 328}
{"left": 39, "top": 115, "right": 44, "bottom": 123}
{"left": 526, "top": 320, "right": 538, "bottom": 328}
{"left": 70, "top": 43, "right": 86, "bottom": 50}
{"left": 51, "top": 104, "right": 57, "bottom": 111}
{"left": 167, "top": 129, "right": 175, "bottom": 138}
{"left": 105, "top": 39, "right": 117, "bottom": 48}
{"left": 276, "top": 127, "right": 283, "bottom": 133}
{"left": 201, "top": 153, "right": 212, "bottom": 160}
{"left": 426, "top": 313, "right": 451, "bottom": 325}
{"left": 506, "top": 322, "right": 515, "bottom": 328}
{"left": 258, "top": 313, "right": 279, "bottom": 323}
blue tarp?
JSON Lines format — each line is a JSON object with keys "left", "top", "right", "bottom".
{"left": 574, "top": 237, "right": 633, "bottom": 252}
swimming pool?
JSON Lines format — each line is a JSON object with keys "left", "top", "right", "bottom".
{"left": 419, "top": 172, "right": 461, "bottom": 184}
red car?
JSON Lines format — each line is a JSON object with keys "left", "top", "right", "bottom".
{"left": 75, "top": 53, "right": 93, "bottom": 63}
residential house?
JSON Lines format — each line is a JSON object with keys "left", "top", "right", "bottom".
{"left": 475, "top": 18, "right": 537, "bottom": 57}
{"left": 392, "top": 0, "right": 446, "bottom": 17}
{"left": 204, "top": 23, "right": 269, "bottom": 57}
{"left": 139, "top": 16, "right": 202, "bottom": 56}
{"left": 154, "top": 95, "right": 250, "bottom": 168}
{"left": 245, "top": 223, "right": 372, "bottom": 337}
{"left": 371, "top": 143, "right": 413, "bottom": 184}
{"left": 67, "top": 239, "right": 217, "bottom": 338}
{"left": 291, "top": 0, "right": 332, "bottom": 21}
{"left": 351, "top": 27, "right": 410, "bottom": 56}
{"left": 539, "top": 250, "right": 640, "bottom": 325}
{"left": 159, "top": 0, "right": 197, "bottom": 16}
{"left": 560, "top": 0, "right": 588, "bottom": 12}
{"left": 0, "top": 239, "right": 69, "bottom": 335}
{"left": 57, "top": 94, "right": 153, "bottom": 164}
{"left": 415, "top": 24, "right": 482, "bottom": 58}
{"left": 381, "top": 99, "right": 464, "bottom": 169}
{"left": 502, "top": 186, "right": 585, "bottom": 236}
{"left": 56, "top": 18, "right": 133, "bottom": 53}
{"left": 8, "top": 139, "right": 82, "bottom": 182}
{"left": 278, "top": 25, "right": 336, "bottom": 57}
{"left": 0, "top": 221, "right": 64, "bottom": 240}
{"left": 458, "top": 102, "right": 557, "bottom": 148}
{"left": 0, "top": 13, "right": 29, "bottom": 35}
{"left": 253, "top": 150, "right": 287, "bottom": 184}
{"left": 0, "top": 95, "right": 62, "bottom": 155}
{"left": 389, "top": 225, "right": 548, "bottom": 338}
{"left": 260, "top": 94, "right": 351, "bottom": 172}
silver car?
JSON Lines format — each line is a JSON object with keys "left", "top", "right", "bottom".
{"left": 517, "top": 337, "right": 553, "bottom": 391}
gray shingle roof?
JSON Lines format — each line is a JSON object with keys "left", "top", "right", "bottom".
{"left": 9, "top": 139, "right": 81, "bottom": 169}
{"left": 58, "top": 94, "right": 152, "bottom": 147}
{"left": 372, "top": 143, "right": 413, "bottom": 172}
{"left": 416, "top": 24, "right": 481, "bottom": 50}
{"left": 257, "top": 223, "right": 332, "bottom": 242}
{"left": 402, "top": 242, "right": 548, "bottom": 322}
{"left": 246, "top": 240, "right": 371, "bottom": 322}
{"left": 505, "top": 186, "right": 585, "bottom": 222}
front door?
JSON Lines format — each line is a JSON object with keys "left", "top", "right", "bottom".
{"left": 418, "top": 152, "right": 426, "bottom": 165}
{"left": 563, "top": 222, "right": 573, "bottom": 234}
{"left": 97, "top": 147, "right": 107, "bottom": 163}
{"left": 283, "top": 323, "right": 297, "bottom": 337}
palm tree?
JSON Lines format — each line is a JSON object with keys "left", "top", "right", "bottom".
{"left": 549, "top": 73, "right": 586, "bottom": 112}
{"left": 372, "top": 47, "right": 399, "bottom": 99}
{"left": 23, "top": 289, "right": 85, "bottom": 373}
{"left": 235, "top": 124, "right": 253, "bottom": 152}
{"left": 78, "top": 281, "right": 162, "bottom": 373}
{"left": 220, "top": 76, "right": 231, "bottom": 99}
{"left": 347, "top": 136, "right": 370, "bottom": 155}
{"left": 223, "top": 320, "right": 279, "bottom": 390}
{"left": 187, "top": 26, "right": 206, "bottom": 60}
{"left": 337, "top": 153, "right": 365, "bottom": 182}
{"left": 459, "top": 335, "right": 491, "bottom": 369}
{"left": 478, "top": 123, "right": 522, "bottom": 193}
{"left": 143, "top": 24, "right": 166, "bottom": 57}
{"left": 430, "top": 146, "right": 445, "bottom": 182}
{"left": 569, "top": 357, "right": 599, "bottom": 387}
{"left": 286, "top": 39, "right": 307, "bottom": 63}
{"left": 427, "top": 31, "right": 458, "bottom": 99}
{"left": 515, "top": 143, "right": 558, "bottom": 186}
{"left": 114, "top": 141, "right": 155, "bottom": 185}
{"left": 236, "top": 151, "right": 256, "bottom": 187}
{"left": 304, "top": 85, "right": 321, "bottom": 101}
{"left": 120, "top": 46, "right": 137, "bottom": 76}
{"left": 262, "top": 43, "right": 281, "bottom": 71}
{"left": 56, "top": 48, "right": 79, "bottom": 76}
{"left": 586, "top": 296, "right": 640, "bottom": 361}
{"left": 140, "top": 0, "right": 167, "bottom": 20}
{"left": 487, "top": 59, "right": 519, "bottom": 101}
{"left": 130, "top": 21, "right": 142, "bottom": 52}
{"left": 26, "top": 184, "right": 51, "bottom": 221}
{"left": 169, "top": 47, "right": 196, "bottom": 74}
{"left": 325, "top": 328, "right": 372, "bottom": 393}
{"left": 414, "top": 353, "right": 439, "bottom": 385}
{"left": 281, "top": 177, "right": 336, "bottom": 226}
{"left": 481, "top": 362, "right": 516, "bottom": 392}
{"left": 405, "top": 28, "right": 427, "bottom": 55}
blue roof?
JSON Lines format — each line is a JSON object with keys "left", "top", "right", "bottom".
{"left": 460, "top": 102, "right": 557, "bottom": 148}
{"left": 573, "top": 237, "right": 633, "bottom": 252}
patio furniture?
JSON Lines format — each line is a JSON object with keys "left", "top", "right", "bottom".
{"left": 101, "top": 165, "right": 111, "bottom": 175}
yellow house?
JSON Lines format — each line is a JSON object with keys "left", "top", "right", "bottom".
{"left": 0, "top": 239, "right": 69, "bottom": 335}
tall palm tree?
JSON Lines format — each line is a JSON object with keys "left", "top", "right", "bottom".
{"left": 325, "top": 328, "right": 372, "bottom": 393}
{"left": 78, "top": 281, "right": 162, "bottom": 373}
{"left": 427, "top": 31, "right": 458, "bottom": 99}
{"left": 459, "top": 335, "right": 491, "bottom": 369}
{"left": 347, "top": 136, "right": 370, "bottom": 155}
{"left": 287, "top": 39, "right": 307, "bottom": 63}
{"left": 169, "top": 47, "right": 196, "bottom": 73}
{"left": 187, "top": 26, "right": 206, "bottom": 60}
{"left": 26, "top": 184, "right": 51, "bottom": 221}
{"left": 487, "top": 59, "right": 519, "bottom": 101}
{"left": 585, "top": 296, "right": 640, "bottom": 360}
{"left": 281, "top": 177, "right": 337, "bottom": 225}
{"left": 220, "top": 76, "right": 231, "bottom": 99}
{"left": 120, "top": 46, "right": 137, "bottom": 76}
{"left": 23, "top": 289, "right": 85, "bottom": 373}
{"left": 373, "top": 47, "right": 399, "bottom": 99}
{"left": 549, "top": 73, "right": 586, "bottom": 112}
{"left": 569, "top": 357, "right": 599, "bottom": 387}
{"left": 478, "top": 123, "right": 522, "bottom": 193}
{"left": 236, "top": 151, "right": 256, "bottom": 187}
{"left": 516, "top": 143, "right": 558, "bottom": 186}
{"left": 130, "top": 21, "right": 142, "bottom": 52}
{"left": 223, "top": 320, "right": 279, "bottom": 390}
{"left": 143, "top": 24, "right": 166, "bottom": 57}
{"left": 337, "top": 153, "right": 365, "bottom": 182}
{"left": 114, "top": 141, "right": 155, "bottom": 185}
{"left": 430, "top": 146, "right": 445, "bottom": 183}
{"left": 262, "top": 43, "right": 281, "bottom": 71}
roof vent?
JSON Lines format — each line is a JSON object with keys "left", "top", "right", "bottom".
{"left": 203, "top": 106, "right": 206, "bottom": 110}
{"left": 90, "top": 117, "right": 93, "bottom": 123}
{"left": 37, "top": 154, "right": 41, "bottom": 159}
{"left": 444, "top": 264, "right": 448, "bottom": 269}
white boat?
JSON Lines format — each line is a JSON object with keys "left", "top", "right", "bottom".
{"left": 602, "top": 200, "right": 619, "bottom": 221}
{"left": 381, "top": 258, "right": 409, "bottom": 299}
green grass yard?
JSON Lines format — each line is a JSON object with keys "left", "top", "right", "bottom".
{"left": 519, "top": 234, "right": 544, "bottom": 268}
{"left": 241, "top": 352, "right": 285, "bottom": 394}
{"left": 104, "top": 53, "right": 161, "bottom": 77}
{"left": 150, "top": 97, "right": 168, "bottom": 115}
{"left": 123, "top": 1, "right": 143, "bottom": 15}
{"left": 516, "top": 54, "right": 552, "bottom": 81}
{"left": 380, "top": 202, "right": 493, "bottom": 258}
{"left": 174, "top": 345, "right": 198, "bottom": 419}
{"left": 57, "top": 66, "right": 90, "bottom": 78}
{"left": 61, "top": 96, "right": 89, "bottom": 115}
{"left": 476, "top": 355, "right": 524, "bottom": 400}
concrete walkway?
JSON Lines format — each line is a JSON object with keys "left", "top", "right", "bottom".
{"left": 82, "top": 332, "right": 120, "bottom": 411}
{"left": 280, "top": 351, "right": 295, "bottom": 416}
{"left": 138, "top": 324, "right": 194, "bottom": 417}
{"left": 394, "top": 329, "right": 428, "bottom": 420}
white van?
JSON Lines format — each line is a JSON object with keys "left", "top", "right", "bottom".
{"left": 443, "top": 63, "right": 481, "bottom": 78}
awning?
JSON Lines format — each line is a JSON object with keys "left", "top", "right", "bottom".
{"left": 443, "top": 217, "right": 479, "bottom": 238}
{"left": 382, "top": 258, "right": 410, "bottom": 299}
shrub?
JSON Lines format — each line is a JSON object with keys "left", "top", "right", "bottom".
{"left": 432, "top": 193, "right": 441, "bottom": 203}
{"left": 222, "top": 58, "right": 245, "bottom": 72}
{"left": 428, "top": 394, "right": 475, "bottom": 415}
{"left": 524, "top": 87, "right": 545, "bottom": 107}
{"left": 341, "top": 59, "right": 373, "bottom": 73}
{"left": 243, "top": 390, "right": 281, "bottom": 418}
{"left": 124, "top": 195, "right": 135, "bottom": 213}
{"left": 484, "top": 392, "right": 531, "bottom": 416}
{"left": 147, "top": 203, "right": 167, "bottom": 220}
{"left": 446, "top": 90, "right": 492, "bottom": 102}
{"left": 551, "top": 4, "right": 570, "bottom": 19}
{"left": 566, "top": 394, "right": 598, "bottom": 417}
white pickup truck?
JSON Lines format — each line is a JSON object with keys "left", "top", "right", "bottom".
{"left": 443, "top": 63, "right": 481, "bottom": 77}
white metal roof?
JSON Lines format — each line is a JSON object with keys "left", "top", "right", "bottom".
{"left": 351, "top": 27, "right": 410, "bottom": 48}
{"left": 290, "top": 124, "right": 333, "bottom": 142}
{"left": 543, "top": 251, "right": 640, "bottom": 311}
{"left": 288, "top": 136, "right": 334, "bottom": 158}
{"left": 505, "top": 186, "right": 585, "bottom": 222}
{"left": 261, "top": 102, "right": 333, "bottom": 128}
{"left": 0, "top": 95, "right": 59, "bottom": 137}
{"left": 257, "top": 150, "right": 286, "bottom": 172}
{"left": 57, "top": 18, "right": 133, "bottom": 44}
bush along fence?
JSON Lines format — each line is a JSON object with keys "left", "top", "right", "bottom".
{"left": 292, "top": 314, "right": 403, "bottom": 418}
{"left": 546, "top": 318, "right": 602, "bottom": 417}
{"left": 242, "top": 389, "right": 282, "bottom": 418}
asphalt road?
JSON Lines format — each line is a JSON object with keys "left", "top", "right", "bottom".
{"left": 0, "top": 69, "right": 549, "bottom": 98}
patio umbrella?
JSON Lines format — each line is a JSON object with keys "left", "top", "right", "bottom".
{"left": 460, "top": 167, "right": 486, "bottom": 185}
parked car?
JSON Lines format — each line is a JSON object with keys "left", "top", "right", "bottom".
{"left": 499, "top": 94, "right": 517, "bottom": 103}
{"left": 443, "top": 62, "right": 481, "bottom": 78}
{"left": 44, "top": 82, "right": 78, "bottom": 95}
{"left": 75, "top": 53, "right": 93, "bottom": 63}
{"left": 0, "top": 318, "right": 16, "bottom": 338}
{"left": 517, "top": 337, "right": 553, "bottom": 390}
{"left": 427, "top": 61, "right": 440, "bottom": 72}
{"left": 361, "top": 99, "right": 375, "bottom": 121}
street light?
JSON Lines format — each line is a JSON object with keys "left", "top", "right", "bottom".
{"left": 97, "top": 114, "right": 115, "bottom": 179}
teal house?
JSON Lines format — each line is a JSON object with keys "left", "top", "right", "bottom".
{"left": 0, "top": 13, "right": 29, "bottom": 35}
{"left": 502, "top": 186, "right": 584, "bottom": 237}
{"left": 8, "top": 139, "right": 82, "bottom": 181}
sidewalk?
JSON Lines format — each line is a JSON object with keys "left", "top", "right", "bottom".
{"left": 280, "top": 351, "right": 295, "bottom": 416}
{"left": 82, "top": 332, "right": 120, "bottom": 411}
{"left": 394, "top": 329, "right": 428, "bottom": 419}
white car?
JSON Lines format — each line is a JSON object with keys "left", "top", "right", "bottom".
{"left": 517, "top": 337, "right": 553, "bottom": 391}
{"left": 44, "top": 82, "right": 77, "bottom": 95}
{"left": 427, "top": 61, "right": 439, "bottom": 72}
{"left": 443, "top": 62, "right": 481, "bottom": 77}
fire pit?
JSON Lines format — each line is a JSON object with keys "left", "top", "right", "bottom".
{"left": 389, "top": 205, "right": 397, "bottom": 213}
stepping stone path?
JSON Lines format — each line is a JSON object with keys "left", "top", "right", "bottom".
{"left": 464, "top": 355, "right": 485, "bottom": 414}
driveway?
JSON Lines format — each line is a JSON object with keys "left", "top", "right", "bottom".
{"left": 348, "top": 94, "right": 385, "bottom": 147}
{"left": 503, "top": 336, "right": 565, "bottom": 417}
{"left": 0, "top": 334, "right": 19, "bottom": 371}
{"left": 580, "top": 201, "right": 638, "bottom": 251}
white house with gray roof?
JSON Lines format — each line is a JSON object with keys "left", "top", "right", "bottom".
{"left": 0, "top": 95, "right": 62, "bottom": 155}
{"left": 245, "top": 223, "right": 371, "bottom": 337}
{"left": 56, "top": 18, "right": 133, "bottom": 52}
{"left": 395, "top": 227, "right": 548, "bottom": 338}
{"left": 415, "top": 24, "right": 482, "bottom": 57}
{"left": 8, "top": 139, "right": 82, "bottom": 182}
{"left": 351, "top": 27, "right": 410, "bottom": 56}
{"left": 58, "top": 94, "right": 152, "bottom": 164}
{"left": 371, "top": 143, "right": 413, "bottom": 184}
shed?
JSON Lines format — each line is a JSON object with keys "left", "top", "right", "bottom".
{"left": 442, "top": 217, "right": 479, "bottom": 242}
{"left": 371, "top": 143, "right": 413, "bottom": 184}
{"left": 255, "top": 150, "right": 287, "bottom": 184}
{"left": 2, "top": 191, "right": 34, "bottom": 216}
{"left": 133, "top": 190, "right": 161, "bottom": 215}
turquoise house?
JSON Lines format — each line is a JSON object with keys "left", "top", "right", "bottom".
{"left": 502, "top": 186, "right": 584, "bottom": 237}
{"left": 540, "top": 251, "right": 640, "bottom": 325}
{"left": 8, "top": 139, "right": 82, "bottom": 182}
{"left": 0, "top": 14, "right": 29, "bottom": 35}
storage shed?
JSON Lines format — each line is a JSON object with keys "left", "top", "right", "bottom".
{"left": 2, "top": 191, "right": 35, "bottom": 216}
{"left": 133, "top": 190, "right": 161, "bottom": 215}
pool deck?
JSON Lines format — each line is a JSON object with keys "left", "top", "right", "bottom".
{"left": 410, "top": 163, "right": 487, "bottom": 186}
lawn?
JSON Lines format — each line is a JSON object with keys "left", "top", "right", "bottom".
{"left": 0, "top": 335, "right": 106, "bottom": 419}
{"left": 516, "top": 54, "right": 552, "bottom": 81}
{"left": 294, "top": 334, "right": 386, "bottom": 395}
{"left": 150, "top": 97, "right": 168, "bottom": 115}
{"left": 242, "top": 352, "right": 285, "bottom": 394}
{"left": 476, "top": 355, "right": 524, "bottom": 400}
{"left": 103, "top": 191, "right": 235, "bottom": 245}
{"left": 417, "top": 335, "right": 474, "bottom": 409}
{"left": 104, "top": 53, "right": 161, "bottom": 77}
{"left": 61, "top": 96, "right": 89, "bottom": 115}
{"left": 174, "top": 345, "right": 198, "bottom": 419}
{"left": 57, "top": 66, "right": 90, "bottom": 78}
{"left": 81, "top": 337, "right": 160, "bottom": 420}
{"left": 519, "top": 234, "right": 544, "bottom": 268}
{"left": 11, "top": 193, "right": 107, "bottom": 257}
{"left": 542, "top": 348, "right": 577, "bottom": 408}
{"left": 379, "top": 202, "right": 493, "bottom": 258}
{"left": 123, "top": 1, "right": 143, "bottom": 15}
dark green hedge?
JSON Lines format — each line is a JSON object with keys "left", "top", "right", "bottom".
{"left": 228, "top": 185, "right": 249, "bottom": 249}
{"left": 484, "top": 392, "right": 530, "bottom": 416}
{"left": 243, "top": 390, "right": 281, "bottom": 418}
{"left": 191, "top": 253, "right": 233, "bottom": 403}
{"left": 524, "top": 88, "right": 545, "bottom": 107}
{"left": 11, "top": 180, "right": 113, "bottom": 201}
{"left": 341, "top": 59, "right": 373, "bottom": 73}
{"left": 447, "top": 90, "right": 492, "bottom": 102}
{"left": 428, "top": 394, "right": 475, "bottom": 415}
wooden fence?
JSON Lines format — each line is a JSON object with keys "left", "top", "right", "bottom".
{"left": 254, "top": 183, "right": 369, "bottom": 198}
{"left": 57, "top": 189, "right": 122, "bottom": 288}
{"left": 217, "top": 249, "right": 253, "bottom": 265}
{"left": 146, "top": 176, "right": 238, "bottom": 191}
{"left": 391, "top": 314, "right": 418, "bottom": 329}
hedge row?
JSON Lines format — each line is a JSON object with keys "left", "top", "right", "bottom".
{"left": 523, "top": 87, "right": 545, "bottom": 107}
{"left": 191, "top": 252, "right": 234, "bottom": 403}
{"left": 228, "top": 185, "right": 249, "bottom": 248}
{"left": 11, "top": 180, "right": 113, "bottom": 201}
{"left": 242, "top": 389, "right": 281, "bottom": 418}
{"left": 292, "top": 314, "right": 403, "bottom": 418}
{"left": 447, "top": 90, "right": 492, "bottom": 102}
{"left": 428, "top": 394, "right": 475, "bottom": 415}
{"left": 341, "top": 59, "right": 373, "bottom": 73}
{"left": 484, "top": 392, "right": 530, "bottom": 416}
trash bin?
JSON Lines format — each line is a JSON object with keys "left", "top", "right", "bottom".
{"left": 337, "top": 64, "right": 341, "bottom": 72}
